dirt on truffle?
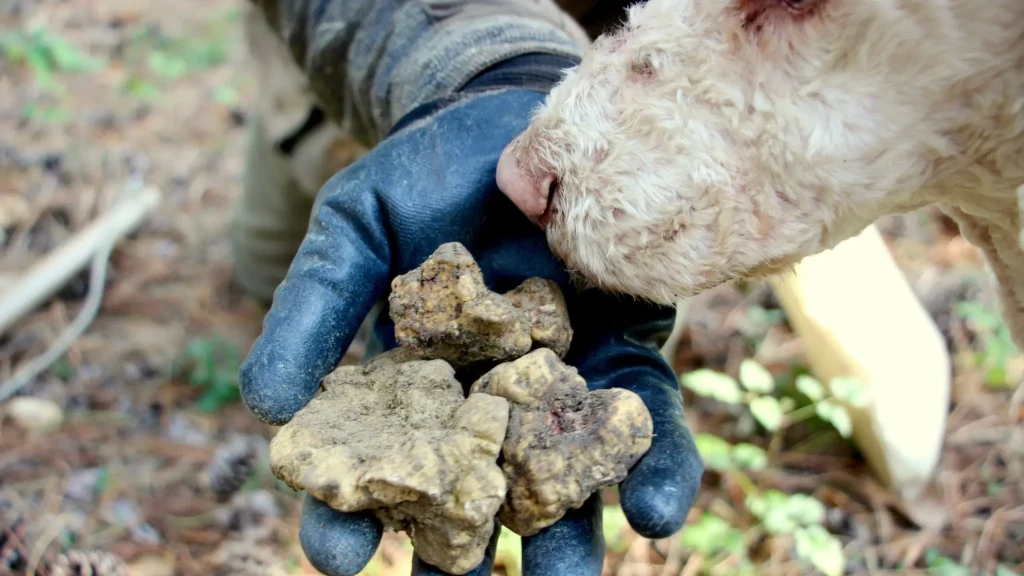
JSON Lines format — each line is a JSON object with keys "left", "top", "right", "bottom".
{"left": 470, "top": 348, "right": 654, "bottom": 536}
{"left": 268, "top": 349, "right": 510, "bottom": 574}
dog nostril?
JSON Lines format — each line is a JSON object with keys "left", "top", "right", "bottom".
{"left": 537, "top": 177, "right": 560, "bottom": 230}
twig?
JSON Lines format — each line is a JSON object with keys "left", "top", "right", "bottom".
{"left": 0, "top": 186, "right": 160, "bottom": 337}
{"left": 679, "top": 554, "right": 703, "bottom": 576}
{"left": 0, "top": 187, "right": 160, "bottom": 402}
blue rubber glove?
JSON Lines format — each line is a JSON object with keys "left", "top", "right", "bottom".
{"left": 239, "top": 53, "right": 704, "bottom": 576}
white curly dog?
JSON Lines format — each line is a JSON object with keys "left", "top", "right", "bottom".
{"left": 497, "top": 0, "right": 1024, "bottom": 347}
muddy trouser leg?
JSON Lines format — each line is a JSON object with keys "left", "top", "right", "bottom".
{"left": 231, "top": 6, "right": 378, "bottom": 343}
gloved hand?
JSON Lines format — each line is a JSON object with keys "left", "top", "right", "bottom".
{"left": 238, "top": 53, "right": 704, "bottom": 576}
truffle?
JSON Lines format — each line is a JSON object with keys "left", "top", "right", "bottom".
{"left": 505, "top": 277, "right": 573, "bottom": 358}
{"left": 389, "top": 243, "right": 533, "bottom": 367}
{"left": 470, "top": 348, "right": 653, "bottom": 536}
{"left": 269, "top": 351, "right": 510, "bottom": 574}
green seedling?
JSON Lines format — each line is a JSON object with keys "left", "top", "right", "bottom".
{"left": 1, "top": 27, "right": 104, "bottom": 93}
{"left": 173, "top": 336, "right": 243, "bottom": 413}
{"left": 955, "top": 300, "right": 1019, "bottom": 388}
{"left": 679, "top": 358, "right": 871, "bottom": 576}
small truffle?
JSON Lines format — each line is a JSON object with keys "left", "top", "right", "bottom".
{"left": 504, "top": 277, "right": 573, "bottom": 358}
{"left": 388, "top": 243, "right": 533, "bottom": 367}
{"left": 470, "top": 348, "right": 653, "bottom": 536}
{"left": 269, "top": 355, "right": 510, "bottom": 574}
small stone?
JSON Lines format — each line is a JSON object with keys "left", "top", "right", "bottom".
{"left": 6, "top": 397, "right": 63, "bottom": 434}
{"left": 470, "top": 348, "right": 653, "bottom": 536}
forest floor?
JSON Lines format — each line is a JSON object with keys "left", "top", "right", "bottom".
{"left": 0, "top": 1, "right": 1021, "bottom": 575}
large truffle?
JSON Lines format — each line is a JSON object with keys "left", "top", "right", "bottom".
{"left": 470, "top": 348, "right": 653, "bottom": 536}
{"left": 268, "top": 350, "right": 510, "bottom": 574}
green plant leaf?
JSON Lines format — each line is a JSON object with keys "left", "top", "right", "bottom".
{"left": 739, "top": 359, "right": 774, "bottom": 393}
{"left": 750, "top": 396, "right": 784, "bottom": 431}
{"left": 495, "top": 526, "right": 523, "bottom": 576}
{"left": 196, "top": 392, "right": 223, "bottom": 413}
{"left": 0, "top": 33, "right": 29, "bottom": 62}
{"left": 214, "top": 84, "right": 238, "bottom": 105}
{"left": 602, "top": 505, "right": 631, "bottom": 554}
{"left": 214, "top": 367, "right": 239, "bottom": 389}
{"left": 24, "top": 46, "right": 58, "bottom": 91}
{"left": 185, "top": 338, "right": 213, "bottom": 361}
{"left": 816, "top": 400, "right": 853, "bottom": 438}
{"left": 795, "top": 374, "right": 826, "bottom": 402}
{"left": 196, "top": 385, "right": 240, "bottom": 413}
{"left": 955, "top": 301, "right": 1001, "bottom": 331}
{"left": 730, "top": 443, "right": 768, "bottom": 471}
{"left": 739, "top": 305, "right": 786, "bottom": 339}
{"left": 746, "top": 490, "right": 796, "bottom": 534}
{"left": 50, "top": 359, "right": 74, "bottom": 381}
{"left": 94, "top": 467, "right": 110, "bottom": 494}
{"left": 747, "top": 490, "right": 826, "bottom": 535}
{"left": 996, "top": 566, "right": 1021, "bottom": 576}
{"left": 785, "top": 493, "right": 826, "bottom": 525}
{"left": 694, "top": 433, "right": 734, "bottom": 472}
{"left": 793, "top": 525, "right": 844, "bottom": 576}
{"left": 680, "top": 369, "right": 743, "bottom": 404}
{"left": 123, "top": 76, "right": 159, "bottom": 99}
{"left": 679, "top": 513, "right": 747, "bottom": 559}
{"left": 148, "top": 50, "right": 188, "bottom": 78}
{"left": 44, "top": 33, "right": 104, "bottom": 71}
{"left": 779, "top": 396, "right": 796, "bottom": 413}
{"left": 829, "top": 376, "right": 870, "bottom": 408}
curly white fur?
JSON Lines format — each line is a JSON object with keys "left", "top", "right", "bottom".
{"left": 507, "top": 0, "right": 1024, "bottom": 343}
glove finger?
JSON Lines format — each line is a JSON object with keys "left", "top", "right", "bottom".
{"left": 410, "top": 518, "right": 501, "bottom": 576}
{"left": 521, "top": 493, "right": 604, "bottom": 576}
{"left": 299, "top": 494, "right": 383, "bottom": 576}
{"left": 238, "top": 188, "right": 391, "bottom": 425}
{"left": 618, "top": 371, "right": 703, "bottom": 539}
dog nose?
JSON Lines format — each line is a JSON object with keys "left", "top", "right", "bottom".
{"left": 497, "top": 141, "right": 555, "bottom": 227}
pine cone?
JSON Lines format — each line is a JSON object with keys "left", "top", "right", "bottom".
{"left": 48, "top": 550, "right": 126, "bottom": 576}
{"left": 207, "top": 539, "right": 286, "bottom": 576}
{"left": 214, "top": 489, "right": 280, "bottom": 542}
{"left": 0, "top": 517, "right": 28, "bottom": 572}
{"left": 203, "top": 435, "right": 266, "bottom": 502}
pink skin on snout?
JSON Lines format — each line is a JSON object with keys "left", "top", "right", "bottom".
{"left": 496, "top": 145, "right": 556, "bottom": 229}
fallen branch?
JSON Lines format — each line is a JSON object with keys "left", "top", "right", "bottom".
{"left": 0, "top": 186, "right": 161, "bottom": 402}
